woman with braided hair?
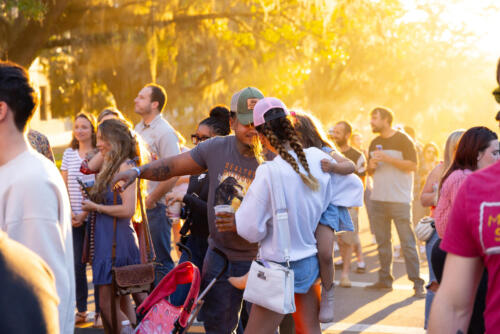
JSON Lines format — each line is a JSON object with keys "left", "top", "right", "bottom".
{"left": 235, "top": 97, "right": 363, "bottom": 334}
{"left": 81, "top": 118, "right": 149, "bottom": 332}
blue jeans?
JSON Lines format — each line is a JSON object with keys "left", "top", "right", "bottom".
{"left": 424, "top": 230, "right": 439, "bottom": 329}
{"left": 73, "top": 222, "right": 100, "bottom": 313}
{"left": 170, "top": 234, "right": 208, "bottom": 306}
{"left": 198, "top": 248, "right": 252, "bottom": 334}
{"left": 147, "top": 203, "right": 174, "bottom": 286}
{"left": 371, "top": 201, "right": 424, "bottom": 288}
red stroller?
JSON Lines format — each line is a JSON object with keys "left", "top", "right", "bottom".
{"left": 135, "top": 247, "right": 228, "bottom": 334}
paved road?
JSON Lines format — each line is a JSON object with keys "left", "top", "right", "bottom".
{"left": 76, "top": 211, "right": 429, "bottom": 334}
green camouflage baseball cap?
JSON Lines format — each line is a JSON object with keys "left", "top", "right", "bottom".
{"left": 236, "top": 87, "right": 264, "bottom": 125}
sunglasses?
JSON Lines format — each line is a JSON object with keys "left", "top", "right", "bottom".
{"left": 191, "top": 134, "right": 211, "bottom": 145}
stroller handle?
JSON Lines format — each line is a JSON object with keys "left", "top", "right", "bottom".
{"left": 212, "top": 247, "right": 229, "bottom": 280}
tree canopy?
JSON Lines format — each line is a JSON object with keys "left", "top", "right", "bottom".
{"left": 1, "top": 0, "right": 498, "bottom": 144}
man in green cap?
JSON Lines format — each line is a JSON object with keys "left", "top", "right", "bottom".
{"left": 112, "top": 87, "right": 265, "bottom": 334}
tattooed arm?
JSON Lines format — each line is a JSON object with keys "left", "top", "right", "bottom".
{"left": 427, "top": 253, "right": 483, "bottom": 334}
{"left": 112, "top": 151, "right": 205, "bottom": 192}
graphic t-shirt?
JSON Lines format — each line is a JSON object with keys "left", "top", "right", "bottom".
{"left": 342, "top": 147, "right": 366, "bottom": 178}
{"left": 190, "top": 135, "right": 259, "bottom": 261}
{"left": 441, "top": 161, "right": 500, "bottom": 334}
{"left": 368, "top": 131, "right": 417, "bottom": 203}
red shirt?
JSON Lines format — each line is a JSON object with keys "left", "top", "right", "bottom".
{"left": 441, "top": 161, "right": 500, "bottom": 333}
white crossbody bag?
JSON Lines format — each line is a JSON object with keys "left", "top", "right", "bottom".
{"left": 242, "top": 163, "right": 296, "bottom": 314}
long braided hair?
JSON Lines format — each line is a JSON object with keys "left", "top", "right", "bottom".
{"left": 257, "top": 116, "right": 319, "bottom": 191}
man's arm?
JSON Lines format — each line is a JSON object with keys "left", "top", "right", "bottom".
{"left": 428, "top": 254, "right": 483, "bottom": 333}
{"left": 145, "top": 178, "right": 178, "bottom": 208}
{"left": 113, "top": 151, "right": 205, "bottom": 191}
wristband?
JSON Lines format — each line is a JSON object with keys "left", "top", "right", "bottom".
{"left": 132, "top": 167, "right": 141, "bottom": 178}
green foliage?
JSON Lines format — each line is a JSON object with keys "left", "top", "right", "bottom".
{"left": 2, "top": 0, "right": 499, "bottom": 147}
{"left": 2, "top": 0, "right": 47, "bottom": 21}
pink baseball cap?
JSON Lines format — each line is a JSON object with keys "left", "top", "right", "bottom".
{"left": 253, "top": 97, "right": 289, "bottom": 127}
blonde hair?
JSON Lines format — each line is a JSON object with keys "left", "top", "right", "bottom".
{"left": 91, "top": 119, "right": 149, "bottom": 222}
{"left": 443, "top": 130, "right": 465, "bottom": 175}
{"left": 259, "top": 117, "right": 319, "bottom": 191}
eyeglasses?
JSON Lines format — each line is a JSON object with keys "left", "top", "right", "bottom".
{"left": 191, "top": 134, "right": 211, "bottom": 145}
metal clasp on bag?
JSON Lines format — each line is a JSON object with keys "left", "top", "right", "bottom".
{"left": 284, "top": 256, "right": 290, "bottom": 269}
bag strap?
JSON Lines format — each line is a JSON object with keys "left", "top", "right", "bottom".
{"left": 111, "top": 191, "right": 118, "bottom": 267}
{"left": 111, "top": 180, "right": 156, "bottom": 266}
{"left": 267, "top": 162, "right": 292, "bottom": 266}
{"left": 110, "top": 191, "right": 119, "bottom": 334}
{"left": 137, "top": 181, "right": 156, "bottom": 262}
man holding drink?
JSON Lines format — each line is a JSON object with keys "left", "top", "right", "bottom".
{"left": 365, "top": 107, "right": 425, "bottom": 298}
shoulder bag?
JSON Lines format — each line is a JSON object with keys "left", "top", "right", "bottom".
{"left": 242, "top": 163, "right": 296, "bottom": 314}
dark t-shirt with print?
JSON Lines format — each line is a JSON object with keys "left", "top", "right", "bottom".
{"left": 368, "top": 131, "right": 417, "bottom": 203}
{"left": 190, "top": 135, "right": 259, "bottom": 261}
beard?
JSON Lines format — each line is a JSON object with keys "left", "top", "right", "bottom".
{"left": 335, "top": 138, "right": 347, "bottom": 147}
{"left": 371, "top": 124, "right": 382, "bottom": 133}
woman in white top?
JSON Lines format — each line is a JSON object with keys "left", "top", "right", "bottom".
{"left": 235, "top": 97, "right": 362, "bottom": 334}
{"left": 60, "top": 112, "right": 98, "bottom": 324}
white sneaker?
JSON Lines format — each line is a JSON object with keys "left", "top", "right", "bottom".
{"left": 319, "top": 284, "right": 335, "bottom": 323}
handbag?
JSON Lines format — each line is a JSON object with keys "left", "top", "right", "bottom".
{"left": 110, "top": 182, "right": 156, "bottom": 333}
{"left": 243, "top": 162, "right": 296, "bottom": 314}
{"left": 415, "top": 216, "right": 435, "bottom": 242}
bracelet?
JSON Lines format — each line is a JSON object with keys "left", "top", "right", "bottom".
{"left": 132, "top": 167, "right": 141, "bottom": 178}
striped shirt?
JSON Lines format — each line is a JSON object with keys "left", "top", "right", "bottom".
{"left": 60, "top": 148, "right": 94, "bottom": 214}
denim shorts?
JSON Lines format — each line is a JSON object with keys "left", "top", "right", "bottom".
{"left": 279, "top": 255, "right": 319, "bottom": 294}
{"left": 319, "top": 204, "right": 354, "bottom": 232}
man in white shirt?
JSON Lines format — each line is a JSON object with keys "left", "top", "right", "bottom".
{"left": 134, "top": 83, "right": 180, "bottom": 284}
{"left": 0, "top": 61, "right": 75, "bottom": 333}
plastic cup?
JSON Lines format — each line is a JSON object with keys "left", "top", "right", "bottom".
{"left": 214, "top": 205, "right": 235, "bottom": 232}
{"left": 214, "top": 204, "right": 234, "bottom": 216}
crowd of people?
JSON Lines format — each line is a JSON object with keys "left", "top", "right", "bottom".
{"left": 1, "top": 57, "right": 500, "bottom": 334}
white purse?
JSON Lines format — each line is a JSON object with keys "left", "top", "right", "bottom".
{"left": 243, "top": 163, "right": 296, "bottom": 314}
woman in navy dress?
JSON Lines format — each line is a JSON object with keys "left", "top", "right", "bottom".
{"left": 82, "top": 118, "right": 148, "bottom": 332}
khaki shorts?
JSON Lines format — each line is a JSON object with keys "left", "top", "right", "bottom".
{"left": 338, "top": 207, "right": 360, "bottom": 246}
